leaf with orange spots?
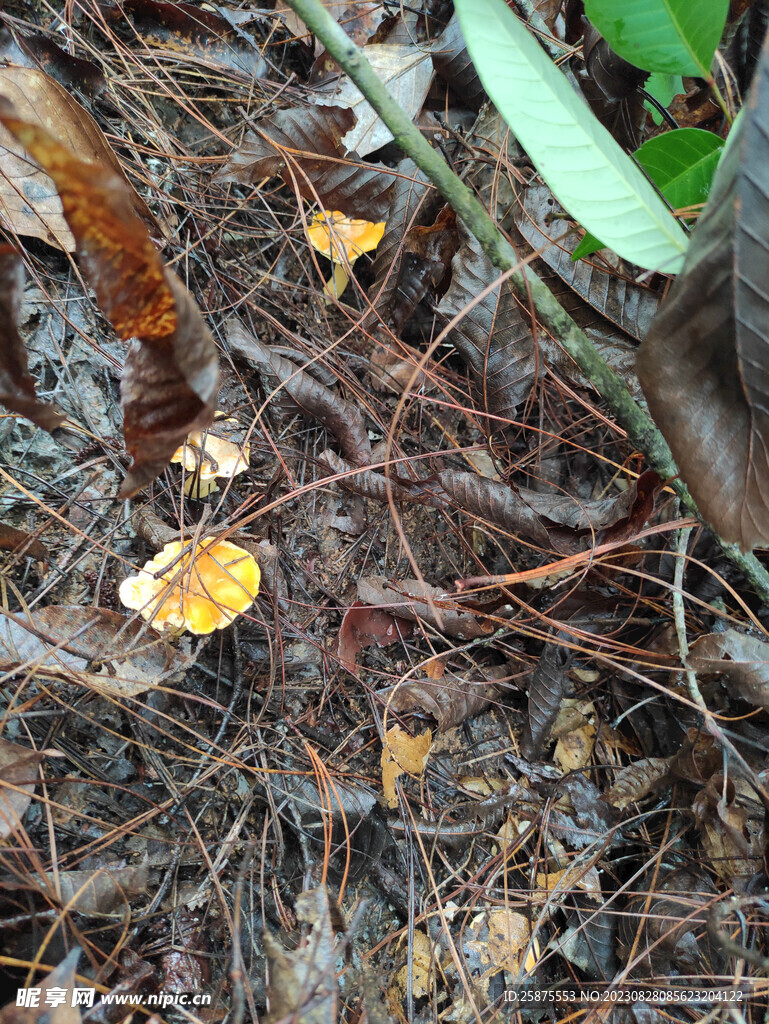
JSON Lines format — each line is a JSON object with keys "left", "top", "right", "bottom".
{"left": 0, "top": 107, "right": 218, "bottom": 496}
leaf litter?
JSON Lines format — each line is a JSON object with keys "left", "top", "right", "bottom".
{"left": 0, "top": 1, "right": 767, "bottom": 1020}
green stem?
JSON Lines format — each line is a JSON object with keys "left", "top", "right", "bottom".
{"left": 283, "top": 0, "right": 769, "bottom": 605}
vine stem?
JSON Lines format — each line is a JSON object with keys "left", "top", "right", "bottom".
{"left": 283, "top": 0, "right": 769, "bottom": 605}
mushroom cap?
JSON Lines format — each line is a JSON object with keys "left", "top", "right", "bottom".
{"left": 170, "top": 416, "right": 250, "bottom": 485}
{"left": 307, "top": 210, "right": 385, "bottom": 264}
{"left": 119, "top": 538, "right": 260, "bottom": 635}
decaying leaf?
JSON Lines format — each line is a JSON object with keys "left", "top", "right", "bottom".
{"left": 49, "top": 862, "right": 150, "bottom": 915}
{"left": 638, "top": 31, "right": 769, "bottom": 549}
{"left": 99, "top": 0, "right": 268, "bottom": 78}
{"left": 688, "top": 628, "right": 769, "bottom": 712}
{"left": 0, "top": 522, "right": 47, "bottom": 561}
{"left": 227, "top": 321, "right": 371, "bottom": 466}
{"left": 264, "top": 887, "right": 339, "bottom": 1024}
{"left": 0, "top": 737, "right": 45, "bottom": 841}
{"left": 387, "top": 663, "right": 508, "bottom": 731}
{"left": 313, "top": 44, "right": 434, "bottom": 157}
{"left": 603, "top": 756, "right": 670, "bottom": 810}
{"left": 0, "top": 246, "right": 63, "bottom": 432}
{"left": 553, "top": 699, "right": 596, "bottom": 771}
{"left": 214, "top": 104, "right": 395, "bottom": 220}
{"left": 0, "top": 606, "right": 184, "bottom": 697}
{"left": 337, "top": 600, "right": 414, "bottom": 673}
{"left": 0, "top": 112, "right": 218, "bottom": 496}
{"left": 431, "top": 14, "right": 486, "bottom": 110}
{"left": 381, "top": 724, "right": 431, "bottom": 808}
{"left": 522, "top": 641, "right": 571, "bottom": 759}
{"left": 464, "top": 908, "right": 539, "bottom": 973}
{"left": 0, "top": 64, "right": 156, "bottom": 251}
{"left": 436, "top": 469, "right": 550, "bottom": 546}
{"left": 320, "top": 450, "right": 435, "bottom": 504}
{"left": 388, "top": 929, "right": 433, "bottom": 1007}
{"left": 357, "top": 576, "right": 495, "bottom": 640}
{"left": 437, "top": 224, "right": 537, "bottom": 435}
{"left": 0, "top": 948, "right": 82, "bottom": 1024}
{"left": 514, "top": 184, "right": 662, "bottom": 342}
{"left": 692, "top": 774, "right": 764, "bottom": 891}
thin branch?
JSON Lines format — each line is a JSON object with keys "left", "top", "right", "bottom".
{"left": 283, "top": 0, "right": 769, "bottom": 605}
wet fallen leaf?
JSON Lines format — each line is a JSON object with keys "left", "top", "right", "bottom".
{"left": 0, "top": 737, "right": 45, "bottom": 841}
{"left": 337, "top": 600, "right": 414, "bottom": 673}
{"left": 0, "top": 606, "right": 185, "bottom": 697}
{"left": 313, "top": 44, "right": 434, "bottom": 156}
{"left": 0, "top": 948, "right": 82, "bottom": 1024}
{"left": 214, "top": 104, "right": 395, "bottom": 221}
{"left": 465, "top": 908, "right": 539, "bottom": 972}
{"left": 522, "top": 640, "right": 571, "bottom": 759}
{"left": 603, "top": 756, "right": 670, "bottom": 810}
{"left": 553, "top": 700, "right": 596, "bottom": 771}
{"left": 431, "top": 14, "right": 486, "bottom": 110}
{"left": 0, "top": 246, "right": 63, "bottom": 432}
{"left": 50, "top": 862, "right": 149, "bottom": 916}
{"left": 358, "top": 576, "right": 495, "bottom": 639}
{"left": 0, "top": 65, "right": 156, "bottom": 251}
{"left": 0, "top": 522, "right": 47, "bottom": 561}
{"left": 388, "top": 929, "right": 433, "bottom": 1007}
{"left": 0, "top": 112, "right": 218, "bottom": 495}
{"left": 688, "top": 628, "right": 769, "bottom": 712}
{"left": 388, "top": 663, "right": 508, "bottom": 731}
{"left": 381, "top": 724, "right": 431, "bottom": 808}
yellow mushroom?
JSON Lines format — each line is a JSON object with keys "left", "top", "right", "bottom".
{"left": 170, "top": 413, "right": 250, "bottom": 497}
{"left": 307, "top": 210, "right": 385, "bottom": 298}
{"left": 119, "top": 538, "right": 260, "bottom": 635}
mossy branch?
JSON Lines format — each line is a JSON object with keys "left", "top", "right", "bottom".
{"left": 283, "top": 0, "right": 769, "bottom": 604}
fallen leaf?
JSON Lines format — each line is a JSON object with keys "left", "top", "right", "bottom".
{"left": 688, "top": 628, "right": 769, "bottom": 712}
{"left": 0, "top": 112, "right": 218, "bottom": 495}
{"left": 0, "top": 522, "right": 48, "bottom": 561}
{"left": 387, "top": 663, "right": 509, "bottom": 731}
{"left": 0, "top": 246, "right": 63, "bottom": 432}
{"left": 313, "top": 44, "right": 434, "bottom": 157}
{"left": 0, "top": 948, "right": 82, "bottom": 1024}
{"left": 336, "top": 600, "right": 413, "bottom": 673}
{"left": 0, "top": 738, "right": 45, "bottom": 841}
{"left": 381, "top": 724, "right": 431, "bottom": 808}
{"left": 0, "top": 65, "right": 156, "bottom": 251}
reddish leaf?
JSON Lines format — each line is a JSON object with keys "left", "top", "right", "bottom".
{"left": 0, "top": 246, "right": 63, "bottom": 431}
{"left": 227, "top": 321, "right": 371, "bottom": 466}
{"left": 638, "top": 34, "right": 769, "bottom": 549}
{"left": 437, "top": 223, "right": 537, "bottom": 434}
{"left": 337, "top": 600, "right": 414, "bottom": 673}
{"left": 214, "top": 105, "right": 395, "bottom": 221}
{"left": 0, "top": 521, "right": 48, "bottom": 561}
{"left": 0, "top": 113, "right": 218, "bottom": 496}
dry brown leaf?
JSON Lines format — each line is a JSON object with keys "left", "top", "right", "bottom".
{"left": 388, "top": 663, "right": 508, "bottom": 731}
{"left": 381, "top": 724, "right": 431, "bottom": 808}
{"left": 0, "top": 521, "right": 48, "bottom": 561}
{"left": 0, "top": 65, "right": 156, "bottom": 251}
{"left": 688, "top": 628, "right": 769, "bottom": 711}
{"left": 603, "top": 757, "right": 670, "bottom": 810}
{"left": 336, "top": 600, "right": 413, "bottom": 674}
{"left": 0, "top": 948, "right": 82, "bottom": 1024}
{"left": 358, "top": 576, "right": 495, "bottom": 640}
{"left": 0, "top": 737, "right": 45, "bottom": 841}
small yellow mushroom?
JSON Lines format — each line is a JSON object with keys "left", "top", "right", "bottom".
{"left": 307, "top": 210, "right": 385, "bottom": 298}
{"left": 119, "top": 538, "right": 260, "bottom": 635}
{"left": 170, "top": 413, "right": 250, "bottom": 497}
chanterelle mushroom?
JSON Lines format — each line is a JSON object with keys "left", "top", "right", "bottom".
{"left": 119, "top": 538, "right": 260, "bottom": 634}
{"left": 170, "top": 413, "right": 250, "bottom": 497}
{"left": 307, "top": 210, "right": 385, "bottom": 297}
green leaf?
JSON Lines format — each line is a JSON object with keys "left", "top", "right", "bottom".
{"left": 635, "top": 128, "right": 724, "bottom": 213}
{"left": 584, "top": 0, "right": 729, "bottom": 77}
{"left": 454, "top": 0, "right": 688, "bottom": 273}
{"left": 644, "top": 72, "right": 683, "bottom": 124}
{"left": 572, "top": 129, "right": 724, "bottom": 261}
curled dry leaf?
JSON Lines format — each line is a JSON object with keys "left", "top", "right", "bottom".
{"left": 603, "top": 756, "right": 670, "bottom": 810}
{"left": 387, "top": 663, "right": 508, "bottom": 731}
{"left": 0, "top": 64, "right": 156, "bottom": 251}
{"left": 436, "top": 469, "right": 550, "bottom": 546}
{"left": 0, "top": 737, "right": 45, "bottom": 841}
{"left": 381, "top": 724, "right": 431, "bottom": 809}
{"left": 214, "top": 104, "right": 394, "bottom": 221}
{"left": 688, "top": 628, "right": 769, "bottom": 712}
{"left": 0, "top": 246, "right": 63, "bottom": 432}
{"left": 0, "top": 606, "right": 184, "bottom": 697}
{"left": 638, "top": 33, "right": 769, "bottom": 549}
{"left": 514, "top": 184, "right": 662, "bottom": 341}
{"left": 692, "top": 774, "right": 764, "bottom": 891}
{"left": 337, "top": 600, "right": 414, "bottom": 674}
{"left": 522, "top": 641, "right": 571, "bottom": 759}
{"left": 227, "top": 321, "right": 371, "bottom": 465}
{"left": 312, "top": 44, "right": 435, "bottom": 157}
{"left": 320, "top": 450, "right": 433, "bottom": 504}
{"left": 431, "top": 14, "right": 486, "bottom": 110}
{"left": 0, "top": 112, "right": 218, "bottom": 495}
{"left": 436, "top": 223, "right": 537, "bottom": 434}
{"left": 357, "top": 576, "right": 496, "bottom": 640}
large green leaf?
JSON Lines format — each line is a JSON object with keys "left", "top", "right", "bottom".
{"left": 584, "top": 0, "right": 729, "bottom": 77}
{"left": 454, "top": 0, "right": 688, "bottom": 273}
{"left": 572, "top": 128, "right": 724, "bottom": 260}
